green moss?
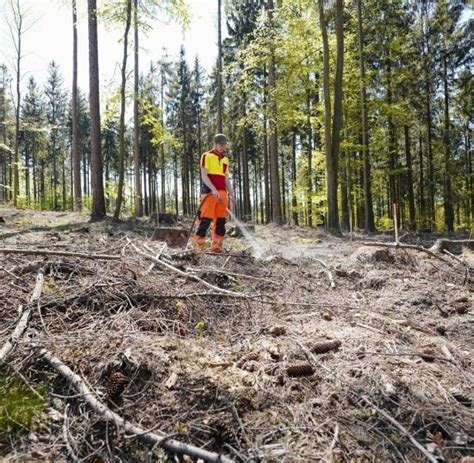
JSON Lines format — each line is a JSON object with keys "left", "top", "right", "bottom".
{"left": 0, "top": 374, "right": 48, "bottom": 442}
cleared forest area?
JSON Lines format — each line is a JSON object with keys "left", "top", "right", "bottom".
{"left": 0, "top": 207, "right": 472, "bottom": 462}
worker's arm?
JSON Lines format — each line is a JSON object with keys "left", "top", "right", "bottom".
{"left": 225, "top": 176, "right": 235, "bottom": 209}
{"left": 201, "top": 167, "right": 219, "bottom": 197}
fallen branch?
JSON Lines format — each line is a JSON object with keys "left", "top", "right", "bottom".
{"left": 0, "top": 268, "right": 44, "bottom": 364}
{"left": 146, "top": 243, "right": 167, "bottom": 274}
{"left": 362, "top": 241, "right": 452, "bottom": 266}
{"left": 128, "top": 238, "right": 245, "bottom": 298}
{"left": 358, "top": 395, "right": 437, "bottom": 463}
{"left": 0, "top": 247, "right": 121, "bottom": 260}
{"left": 39, "top": 349, "right": 233, "bottom": 463}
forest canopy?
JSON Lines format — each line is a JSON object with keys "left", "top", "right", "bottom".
{"left": 0, "top": 0, "right": 472, "bottom": 232}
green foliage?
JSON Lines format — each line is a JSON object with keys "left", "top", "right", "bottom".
{"left": 377, "top": 216, "right": 393, "bottom": 231}
{"left": 0, "top": 374, "right": 47, "bottom": 445}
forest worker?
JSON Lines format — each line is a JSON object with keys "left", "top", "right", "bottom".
{"left": 193, "top": 134, "right": 235, "bottom": 253}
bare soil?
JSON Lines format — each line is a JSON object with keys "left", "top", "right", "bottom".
{"left": 0, "top": 206, "right": 472, "bottom": 462}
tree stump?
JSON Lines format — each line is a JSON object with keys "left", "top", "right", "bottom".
{"left": 148, "top": 213, "right": 177, "bottom": 226}
{"left": 151, "top": 227, "right": 187, "bottom": 247}
{"left": 429, "top": 239, "right": 474, "bottom": 254}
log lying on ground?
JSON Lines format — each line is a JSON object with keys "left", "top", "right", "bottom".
{"left": 39, "top": 349, "right": 233, "bottom": 463}
{"left": 0, "top": 248, "right": 121, "bottom": 260}
{"left": 0, "top": 269, "right": 44, "bottom": 364}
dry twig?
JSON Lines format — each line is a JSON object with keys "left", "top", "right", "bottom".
{"left": 0, "top": 268, "right": 44, "bottom": 364}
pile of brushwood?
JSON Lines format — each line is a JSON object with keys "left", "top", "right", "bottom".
{"left": 0, "top": 211, "right": 472, "bottom": 462}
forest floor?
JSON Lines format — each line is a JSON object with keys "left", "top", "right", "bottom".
{"left": 0, "top": 205, "right": 472, "bottom": 462}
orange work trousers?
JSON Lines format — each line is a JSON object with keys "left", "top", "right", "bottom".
{"left": 193, "top": 190, "right": 228, "bottom": 253}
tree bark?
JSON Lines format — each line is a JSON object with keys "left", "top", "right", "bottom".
{"left": 387, "top": 59, "right": 397, "bottom": 211}
{"left": 88, "top": 0, "right": 106, "bottom": 220}
{"left": 292, "top": 130, "right": 298, "bottom": 225}
{"left": 12, "top": 0, "right": 22, "bottom": 207}
{"left": 217, "top": 0, "right": 223, "bottom": 133}
{"left": 113, "top": 0, "right": 132, "bottom": 220}
{"left": 318, "top": 0, "right": 342, "bottom": 233}
{"left": 160, "top": 66, "right": 166, "bottom": 213}
{"left": 357, "top": 0, "right": 374, "bottom": 232}
{"left": 306, "top": 91, "right": 313, "bottom": 227}
{"left": 263, "top": 66, "right": 271, "bottom": 224}
{"left": 426, "top": 80, "right": 435, "bottom": 230}
{"left": 133, "top": 0, "right": 143, "bottom": 217}
{"left": 241, "top": 94, "right": 251, "bottom": 221}
{"left": 467, "top": 124, "right": 473, "bottom": 223}
{"left": 442, "top": 54, "right": 454, "bottom": 231}
{"left": 266, "top": 0, "right": 282, "bottom": 225}
{"left": 418, "top": 132, "right": 426, "bottom": 227}
{"left": 72, "top": 0, "right": 81, "bottom": 212}
{"left": 404, "top": 126, "right": 416, "bottom": 230}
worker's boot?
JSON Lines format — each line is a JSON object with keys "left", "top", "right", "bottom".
{"left": 210, "top": 234, "right": 224, "bottom": 254}
{"left": 192, "top": 235, "right": 208, "bottom": 252}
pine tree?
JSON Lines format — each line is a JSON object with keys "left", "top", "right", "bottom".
{"left": 44, "top": 61, "right": 68, "bottom": 211}
{"left": 21, "top": 76, "right": 46, "bottom": 207}
{"left": 88, "top": 0, "right": 106, "bottom": 220}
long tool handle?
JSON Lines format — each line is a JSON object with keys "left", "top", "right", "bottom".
{"left": 183, "top": 195, "right": 209, "bottom": 249}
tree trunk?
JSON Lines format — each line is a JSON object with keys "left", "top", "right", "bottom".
{"left": 62, "top": 159, "right": 66, "bottom": 211}
{"left": 387, "top": 59, "right": 397, "bottom": 211}
{"left": 143, "top": 159, "right": 149, "bottom": 216}
{"left": 318, "top": 0, "right": 342, "bottom": 234}
{"left": 425, "top": 80, "right": 435, "bottom": 229}
{"left": 241, "top": 94, "right": 251, "bottom": 221}
{"left": 72, "top": 0, "right": 81, "bottom": 212}
{"left": 357, "top": 0, "right": 374, "bottom": 232}
{"left": 466, "top": 124, "right": 473, "bottom": 223}
{"left": 113, "top": 0, "right": 132, "bottom": 220}
{"left": 442, "top": 54, "right": 454, "bottom": 231}
{"left": 306, "top": 91, "right": 313, "bottom": 227}
{"left": 281, "top": 147, "right": 286, "bottom": 222}
{"left": 263, "top": 66, "right": 271, "bottom": 224}
{"left": 13, "top": 2, "right": 22, "bottom": 207}
{"left": 291, "top": 131, "right": 298, "bottom": 225}
{"left": 88, "top": 0, "right": 106, "bottom": 220}
{"left": 160, "top": 67, "right": 166, "bottom": 212}
{"left": 340, "top": 161, "right": 349, "bottom": 231}
{"left": 217, "top": 0, "right": 223, "bottom": 133}
{"left": 173, "top": 152, "right": 178, "bottom": 215}
{"left": 133, "top": 0, "right": 143, "bottom": 217}
{"left": 404, "top": 126, "right": 416, "bottom": 230}
{"left": 266, "top": 0, "right": 282, "bottom": 225}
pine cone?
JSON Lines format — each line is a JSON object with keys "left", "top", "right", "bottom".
{"left": 106, "top": 372, "right": 128, "bottom": 400}
{"left": 286, "top": 363, "right": 314, "bottom": 377}
{"left": 269, "top": 326, "right": 286, "bottom": 336}
{"left": 237, "top": 351, "right": 259, "bottom": 368}
{"left": 311, "top": 340, "right": 342, "bottom": 355}
{"left": 421, "top": 348, "right": 435, "bottom": 362}
{"left": 208, "top": 413, "right": 236, "bottom": 447}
